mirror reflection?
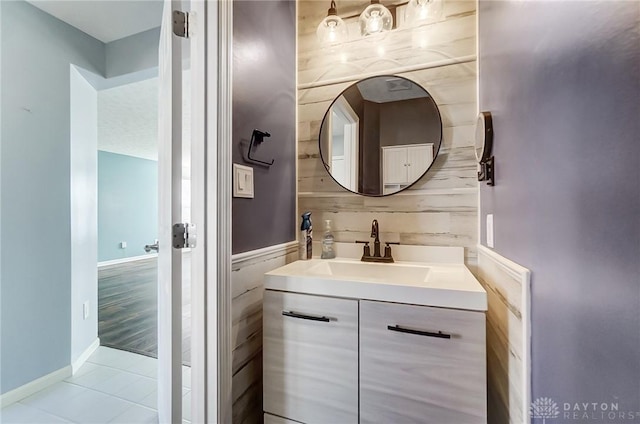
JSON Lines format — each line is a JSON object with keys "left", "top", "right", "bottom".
{"left": 320, "top": 75, "right": 442, "bottom": 196}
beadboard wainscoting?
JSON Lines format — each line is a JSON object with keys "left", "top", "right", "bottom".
{"left": 231, "top": 241, "right": 298, "bottom": 423}
{"left": 297, "top": 0, "right": 478, "bottom": 264}
{"left": 475, "top": 245, "right": 531, "bottom": 424}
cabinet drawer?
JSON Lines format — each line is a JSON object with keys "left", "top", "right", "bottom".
{"left": 360, "top": 300, "right": 486, "bottom": 423}
{"left": 263, "top": 290, "right": 358, "bottom": 424}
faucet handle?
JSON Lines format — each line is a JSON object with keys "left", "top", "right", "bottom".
{"left": 356, "top": 240, "right": 371, "bottom": 258}
{"left": 384, "top": 242, "right": 399, "bottom": 261}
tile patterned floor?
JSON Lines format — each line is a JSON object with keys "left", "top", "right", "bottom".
{"left": 0, "top": 347, "right": 191, "bottom": 424}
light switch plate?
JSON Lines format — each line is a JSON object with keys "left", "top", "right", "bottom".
{"left": 486, "top": 214, "right": 494, "bottom": 248}
{"left": 233, "top": 163, "right": 254, "bottom": 198}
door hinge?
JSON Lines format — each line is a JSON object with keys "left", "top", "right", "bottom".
{"left": 173, "top": 223, "right": 197, "bottom": 249}
{"left": 172, "top": 10, "right": 191, "bottom": 38}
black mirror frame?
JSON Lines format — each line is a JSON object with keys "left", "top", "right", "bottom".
{"left": 318, "top": 74, "right": 443, "bottom": 197}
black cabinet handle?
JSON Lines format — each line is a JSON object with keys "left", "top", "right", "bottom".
{"left": 283, "top": 311, "right": 331, "bottom": 322}
{"left": 387, "top": 325, "right": 451, "bottom": 339}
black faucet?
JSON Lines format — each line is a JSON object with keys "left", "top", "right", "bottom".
{"left": 356, "top": 219, "right": 398, "bottom": 263}
{"left": 371, "top": 219, "right": 381, "bottom": 258}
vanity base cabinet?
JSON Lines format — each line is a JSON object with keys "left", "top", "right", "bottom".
{"left": 359, "top": 300, "right": 487, "bottom": 424}
{"left": 263, "top": 290, "right": 359, "bottom": 424}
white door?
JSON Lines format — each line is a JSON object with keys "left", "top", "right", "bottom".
{"left": 383, "top": 147, "right": 408, "bottom": 184}
{"left": 335, "top": 98, "right": 359, "bottom": 192}
{"left": 158, "top": 1, "right": 187, "bottom": 421}
{"left": 159, "top": 1, "right": 228, "bottom": 422}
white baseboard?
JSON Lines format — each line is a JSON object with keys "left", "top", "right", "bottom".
{"left": 0, "top": 366, "right": 72, "bottom": 408}
{"left": 72, "top": 338, "right": 100, "bottom": 374}
{"left": 98, "top": 253, "right": 157, "bottom": 268}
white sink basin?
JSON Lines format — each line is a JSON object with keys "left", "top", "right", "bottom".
{"left": 306, "top": 260, "right": 430, "bottom": 285}
{"left": 264, "top": 258, "right": 487, "bottom": 311}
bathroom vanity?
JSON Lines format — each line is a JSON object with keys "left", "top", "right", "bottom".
{"left": 262, "top": 244, "right": 487, "bottom": 424}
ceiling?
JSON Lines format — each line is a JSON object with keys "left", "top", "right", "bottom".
{"left": 98, "top": 77, "right": 158, "bottom": 160}
{"left": 26, "top": 0, "right": 163, "bottom": 43}
{"left": 98, "top": 74, "right": 191, "bottom": 163}
{"left": 357, "top": 77, "right": 430, "bottom": 103}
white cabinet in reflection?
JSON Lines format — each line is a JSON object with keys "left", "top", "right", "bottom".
{"left": 382, "top": 143, "right": 434, "bottom": 194}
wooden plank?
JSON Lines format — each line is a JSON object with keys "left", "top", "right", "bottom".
{"left": 296, "top": 0, "right": 478, "bottom": 277}
{"left": 299, "top": 97, "right": 477, "bottom": 130}
{"left": 475, "top": 247, "right": 531, "bottom": 424}
{"left": 298, "top": 17, "right": 477, "bottom": 81}
{"left": 231, "top": 245, "right": 297, "bottom": 423}
{"left": 232, "top": 352, "right": 263, "bottom": 423}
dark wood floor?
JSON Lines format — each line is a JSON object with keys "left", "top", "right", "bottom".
{"left": 98, "top": 255, "right": 192, "bottom": 365}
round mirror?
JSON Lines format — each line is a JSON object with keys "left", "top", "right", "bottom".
{"left": 319, "top": 75, "right": 442, "bottom": 196}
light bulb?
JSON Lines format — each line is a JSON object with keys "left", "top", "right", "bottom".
{"left": 359, "top": 0, "right": 393, "bottom": 36}
{"left": 368, "top": 12, "right": 382, "bottom": 33}
{"left": 404, "top": 0, "right": 443, "bottom": 27}
{"left": 317, "top": 1, "right": 348, "bottom": 46}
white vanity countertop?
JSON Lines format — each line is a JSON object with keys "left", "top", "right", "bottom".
{"left": 264, "top": 255, "right": 487, "bottom": 312}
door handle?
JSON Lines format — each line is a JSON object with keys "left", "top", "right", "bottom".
{"left": 144, "top": 243, "right": 159, "bottom": 253}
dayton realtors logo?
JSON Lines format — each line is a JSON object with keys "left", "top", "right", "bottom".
{"left": 531, "top": 397, "right": 640, "bottom": 422}
{"left": 530, "top": 397, "right": 560, "bottom": 423}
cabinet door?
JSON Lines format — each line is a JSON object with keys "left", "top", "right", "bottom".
{"left": 382, "top": 147, "right": 408, "bottom": 184}
{"left": 407, "top": 144, "right": 434, "bottom": 182}
{"left": 263, "top": 290, "right": 358, "bottom": 424}
{"left": 360, "top": 300, "right": 486, "bottom": 423}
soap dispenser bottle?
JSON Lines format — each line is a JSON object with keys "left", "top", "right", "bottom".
{"left": 300, "top": 212, "right": 313, "bottom": 260}
{"left": 321, "top": 219, "right": 336, "bottom": 259}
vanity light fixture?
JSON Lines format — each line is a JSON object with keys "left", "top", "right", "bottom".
{"left": 317, "top": 0, "right": 444, "bottom": 46}
{"left": 359, "top": 0, "right": 393, "bottom": 36}
{"left": 404, "top": 0, "right": 443, "bottom": 26}
{"left": 316, "top": 0, "right": 348, "bottom": 46}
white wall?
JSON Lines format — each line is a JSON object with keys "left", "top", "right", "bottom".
{"left": 70, "top": 66, "right": 98, "bottom": 363}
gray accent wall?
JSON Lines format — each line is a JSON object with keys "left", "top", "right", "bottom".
{"left": 478, "top": 0, "right": 640, "bottom": 417}
{"left": 0, "top": 0, "right": 105, "bottom": 393}
{"left": 105, "top": 27, "right": 160, "bottom": 79}
{"left": 379, "top": 98, "right": 440, "bottom": 147}
{"left": 232, "top": 0, "right": 296, "bottom": 254}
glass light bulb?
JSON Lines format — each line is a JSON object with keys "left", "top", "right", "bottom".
{"left": 404, "top": 0, "right": 443, "bottom": 26}
{"left": 359, "top": 2, "right": 393, "bottom": 36}
{"left": 368, "top": 11, "right": 382, "bottom": 32}
{"left": 317, "top": 14, "right": 348, "bottom": 46}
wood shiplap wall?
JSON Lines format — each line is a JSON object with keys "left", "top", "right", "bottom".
{"left": 297, "top": 0, "right": 479, "bottom": 263}
{"left": 476, "top": 246, "right": 530, "bottom": 424}
{"left": 231, "top": 243, "right": 298, "bottom": 423}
